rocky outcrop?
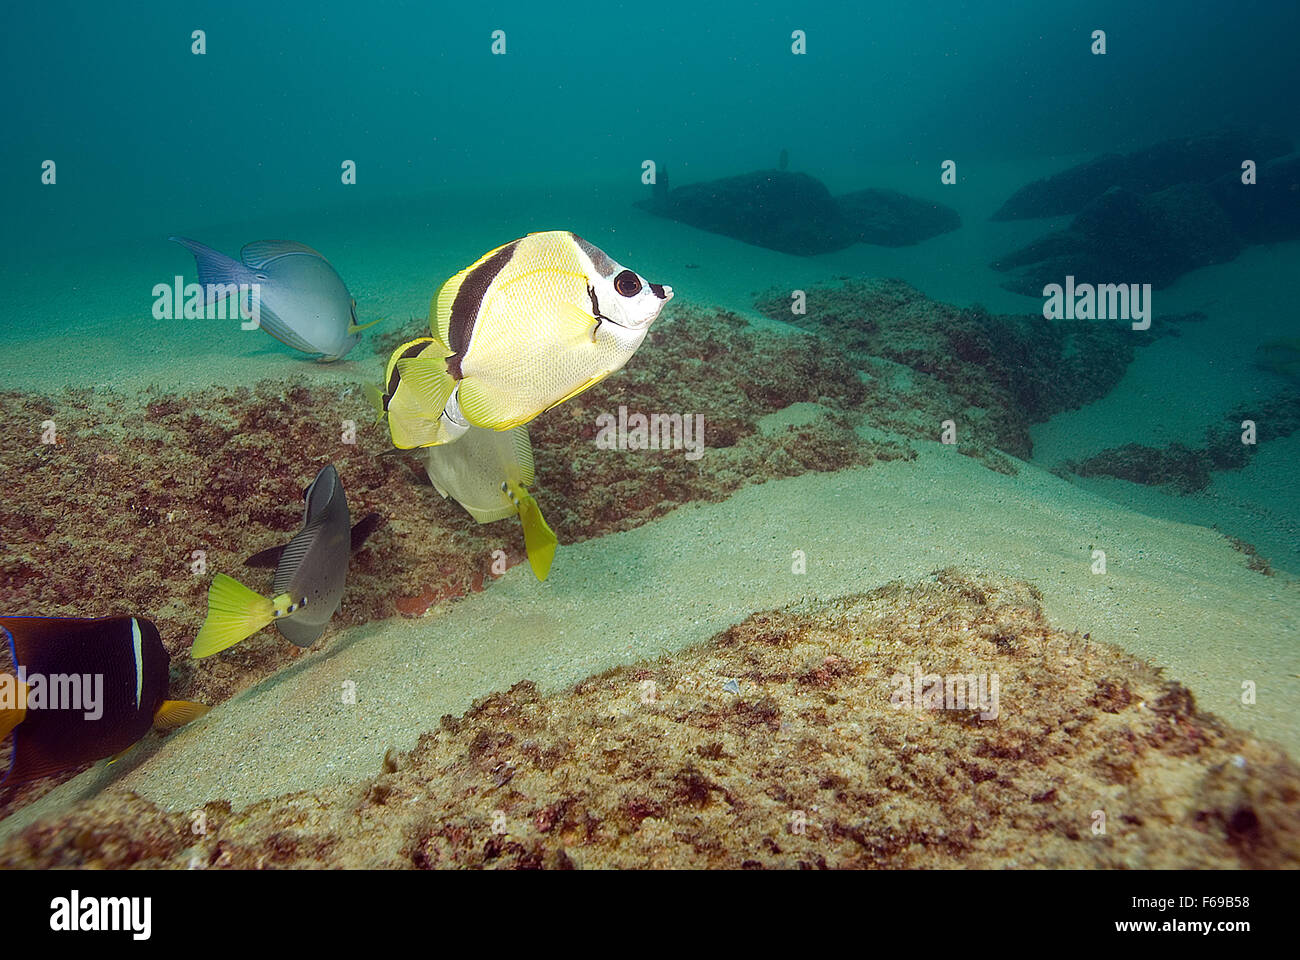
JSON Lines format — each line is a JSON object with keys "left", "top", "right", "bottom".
{"left": 638, "top": 170, "right": 961, "bottom": 255}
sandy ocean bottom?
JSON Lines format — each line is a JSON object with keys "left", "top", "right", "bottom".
{"left": 1, "top": 155, "right": 1297, "bottom": 839}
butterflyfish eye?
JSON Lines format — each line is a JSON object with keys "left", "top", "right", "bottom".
{"left": 614, "top": 270, "right": 642, "bottom": 298}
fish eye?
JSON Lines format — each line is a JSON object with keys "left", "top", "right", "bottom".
{"left": 614, "top": 270, "right": 642, "bottom": 298}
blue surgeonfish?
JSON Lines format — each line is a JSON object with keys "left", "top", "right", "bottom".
{"left": 419, "top": 423, "right": 558, "bottom": 581}
{"left": 191, "top": 465, "right": 381, "bottom": 657}
{"left": 389, "top": 230, "right": 672, "bottom": 442}
{"left": 170, "top": 237, "right": 380, "bottom": 361}
{"left": 0, "top": 616, "right": 208, "bottom": 784}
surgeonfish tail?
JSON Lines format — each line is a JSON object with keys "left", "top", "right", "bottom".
{"left": 153, "top": 699, "right": 211, "bottom": 731}
{"left": 507, "top": 484, "right": 558, "bottom": 581}
{"left": 168, "top": 236, "right": 251, "bottom": 302}
{"left": 191, "top": 573, "right": 278, "bottom": 658}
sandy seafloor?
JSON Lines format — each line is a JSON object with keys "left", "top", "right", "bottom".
{"left": 1, "top": 155, "right": 1297, "bottom": 839}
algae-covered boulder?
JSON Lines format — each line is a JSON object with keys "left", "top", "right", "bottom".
{"left": 638, "top": 170, "right": 856, "bottom": 255}
{"left": 638, "top": 170, "right": 962, "bottom": 255}
{"left": 991, "top": 183, "right": 1243, "bottom": 295}
{"left": 836, "top": 188, "right": 961, "bottom": 246}
{"left": 1209, "top": 151, "right": 1300, "bottom": 244}
{"left": 992, "top": 130, "right": 1294, "bottom": 220}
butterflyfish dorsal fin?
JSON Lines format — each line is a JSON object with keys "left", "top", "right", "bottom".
{"left": 153, "top": 700, "right": 210, "bottom": 731}
{"left": 431, "top": 239, "right": 521, "bottom": 348}
{"left": 191, "top": 574, "right": 277, "bottom": 658}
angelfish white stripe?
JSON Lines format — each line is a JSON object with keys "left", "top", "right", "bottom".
{"left": 131, "top": 618, "right": 144, "bottom": 709}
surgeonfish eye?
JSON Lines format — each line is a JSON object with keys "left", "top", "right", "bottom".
{"left": 614, "top": 270, "right": 642, "bottom": 298}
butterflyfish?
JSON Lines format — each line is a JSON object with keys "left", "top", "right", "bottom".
{"left": 390, "top": 231, "right": 672, "bottom": 444}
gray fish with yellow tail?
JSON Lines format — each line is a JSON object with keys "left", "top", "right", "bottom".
{"left": 393, "top": 230, "right": 672, "bottom": 442}
{"left": 419, "top": 423, "right": 558, "bottom": 581}
{"left": 170, "top": 236, "right": 380, "bottom": 361}
{"left": 1, "top": 615, "right": 208, "bottom": 784}
{"left": 192, "top": 465, "right": 380, "bottom": 657}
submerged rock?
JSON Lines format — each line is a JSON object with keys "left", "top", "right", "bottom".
{"left": 638, "top": 170, "right": 961, "bottom": 254}
{"left": 5, "top": 571, "right": 1297, "bottom": 868}
{"left": 992, "top": 130, "right": 1294, "bottom": 220}
{"left": 837, "top": 188, "right": 961, "bottom": 246}
{"left": 639, "top": 170, "right": 856, "bottom": 255}
{"left": 991, "top": 182, "right": 1243, "bottom": 294}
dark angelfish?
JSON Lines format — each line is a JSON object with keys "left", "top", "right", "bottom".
{"left": 191, "top": 465, "right": 381, "bottom": 657}
{"left": 0, "top": 616, "right": 207, "bottom": 785}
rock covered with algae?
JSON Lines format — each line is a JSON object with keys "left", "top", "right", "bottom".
{"left": 3, "top": 571, "right": 1295, "bottom": 869}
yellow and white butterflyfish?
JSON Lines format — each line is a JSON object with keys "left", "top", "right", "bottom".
{"left": 395, "top": 230, "right": 673, "bottom": 438}
{"left": 418, "top": 423, "right": 557, "bottom": 581}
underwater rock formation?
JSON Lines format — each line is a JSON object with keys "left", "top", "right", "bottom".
{"left": 1209, "top": 151, "right": 1300, "bottom": 244}
{"left": 755, "top": 278, "right": 1153, "bottom": 463}
{"left": 1057, "top": 390, "right": 1300, "bottom": 493}
{"left": 992, "top": 183, "right": 1243, "bottom": 294}
{"left": 991, "top": 133, "right": 1300, "bottom": 294}
{"left": 637, "top": 170, "right": 960, "bottom": 254}
{"left": 836, "top": 188, "right": 962, "bottom": 246}
{"left": 0, "top": 302, "right": 915, "bottom": 818}
{"left": 4, "top": 571, "right": 1296, "bottom": 869}
{"left": 991, "top": 130, "right": 1294, "bottom": 220}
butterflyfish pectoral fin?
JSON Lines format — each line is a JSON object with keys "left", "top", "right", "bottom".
{"left": 153, "top": 700, "right": 211, "bottom": 731}
{"left": 191, "top": 574, "right": 278, "bottom": 658}
{"left": 0, "top": 676, "right": 27, "bottom": 741}
{"left": 348, "top": 316, "right": 384, "bottom": 335}
{"left": 511, "top": 486, "right": 557, "bottom": 582}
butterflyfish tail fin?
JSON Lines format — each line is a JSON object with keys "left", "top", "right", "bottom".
{"left": 191, "top": 573, "right": 277, "bottom": 658}
{"left": 153, "top": 700, "right": 211, "bottom": 731}
{"left": 506, "top": 483, "right": 557, "bottom": 581}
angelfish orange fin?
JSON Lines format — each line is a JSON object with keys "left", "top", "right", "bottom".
{"left": 0, "top": 675, "right": 27, "bottom": 741}
{"left": 153, "top": 700, "right": 210, "bottom": 731}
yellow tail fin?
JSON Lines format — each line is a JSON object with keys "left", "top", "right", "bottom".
{"left": 153, "top": 699, "right": 211, "bottom": 730}
{"left": 512, "top": 486, "right": 558, "bottom": 581}
{"left": 192, "top": 573, "right": 277, "bottom": 658}
{"left": 0, "top": 676, "right": 26, "bottom": 741}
